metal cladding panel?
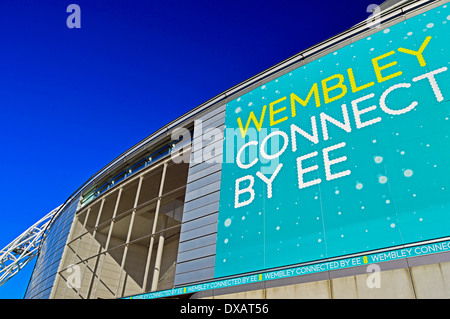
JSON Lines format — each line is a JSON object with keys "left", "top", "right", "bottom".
{"left": 182, "top": 201, "right": 220, "bottom": 222}
{"left": 175, "top": 255, "right": 216, "bottom": 274}
{"left": 175, "top": 267, "right": 216, "bottom": 286}
{"left": 24, "top": 197, "right": 80, "bottom": 299}
{"left": 174, "top": 105, "right": 225, "bottom": 286}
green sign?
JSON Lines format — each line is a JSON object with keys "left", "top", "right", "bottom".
{"left": 215, "top": 4, "right": 450, "bottom": 279}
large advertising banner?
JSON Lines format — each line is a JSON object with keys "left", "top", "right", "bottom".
{"left": 215, "top": 4, "right": 450, "bottom": 279}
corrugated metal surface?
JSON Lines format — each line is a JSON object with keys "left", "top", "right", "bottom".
{"left": 379, "top": 0, "right": 410, "bottom": 12}
{"left": 174, "top": 103, "right": 225, "bottom": 287}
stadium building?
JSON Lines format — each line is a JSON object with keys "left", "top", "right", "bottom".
{"left": 1, "top": 0, "right": 449, "bottom": 299}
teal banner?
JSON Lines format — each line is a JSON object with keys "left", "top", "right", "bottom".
{"left": 215, "top": 4, "right": 450, "bottom": 279}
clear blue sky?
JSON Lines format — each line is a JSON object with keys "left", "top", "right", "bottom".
{"left": 0, "top": 0, "right": 377, "bottom": 298}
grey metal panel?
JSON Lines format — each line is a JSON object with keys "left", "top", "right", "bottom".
{"left": 189, "top": 124, "right": 224, "bottom": 164}
{"left": 406, "top": 251, "right": 450, "bottom": 267}
{"left": 194, "top": 103, "right": 226, "bottom": 122}
{"left": 184, "top": 180, "right": 221, "bottom": 203}
{"left": 188, "top": 155, "right": 222, "bottom": 174}
{"left": 183, "top": 191, "right": 221, "bottom": 211}
{"left": 189, "top": 153, "right": 223, "bottom": 170}
{"left": 191, "top": 113, "right": 225, "bottom": 145}
{"left": 191, "top": 127, "right": 224, "bottom": 147}
{"left": 179, "top": 223, "right": 218, "bottom": 243}
{"left": 192, "top": 111, "right": 225, "bottom": 134}
{"left": 180, "top": 213, "right": 218, "bottom": 233}
{"left": 177, "top": 243, "right": 216, "bottom": 262}
{"left": 187, "top": 171, "right": 221, "bottom": 191}
{"left": 193, "top": 114, "right": 224, "bottom": 133}
{"left": 176, "top": 256, "right": 216, "bottom": 275}
{"left": 379, "top": 0, "right": 405, "bottom": 11}
{"left": 191, "top": 140, "right": 223, "bottom": 163}
{"left": 190, "top": 128, "right": 224, "bottom": 153}
{"left": 187, "top": 163, "right": 222, "bottom": 184}
{"left": 174, "top": 267, "right": 215, "bottom": 286}
{"left": 178, "top": 233, "right": 217, "bottom": 253}
{"left": 176, "top": 242, "right": 216, "bottom": 265}
{"left": 173, "top": 104, "right": 225, "bottom": 287}
{"left": 182, "top": 201, "right": 220, "bottom": 222}
{"left": 201, "top": 113, "right": 225, "bottom": 130}
{"left": 403, "top": 0, "right": 442, "bottom": 20}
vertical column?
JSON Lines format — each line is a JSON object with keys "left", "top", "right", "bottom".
{"left": 151, "top": 215, "right": 168, "bottom": 292}
{"left": 114, "top": 176, "right": 144, "bottom": 298}
{"left": 142, "top": 162, "right": 168, "bottom": 293}
{"left": 88, "top": 188, "right": 123, "bottom": 299}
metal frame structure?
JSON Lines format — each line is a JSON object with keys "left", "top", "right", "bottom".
{"left": 0, "top": 206, "right": 61, "bottom": 287}
{"left": 0, "top": 0, "right": 443, "bottom": 298}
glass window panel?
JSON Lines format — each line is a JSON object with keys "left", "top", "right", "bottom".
{"left": 94, "top": 222, "right": 110, "bottom": 251}
{"left": 98, "top": 190, "right": 119, "bottom": 225}
{"left": 160, "top": 188, "right": 186, "bottom": 228}
{"left": 84, "top": 200, "right": 101, "bottom": 232}
{"left": 108, "top": 212, "right": 132, "bottom": 250}
{"left": 116, "top": 180, "right": 139, "bottom": 217}
{"left": 162, "top": 161, "right": 189, "bottom": 195}
{"left": 129, "top": 202, "right": 156, "bottom": 242}
{"left": 137, "top": 166, "right": 163, "bottom": 206}
{"left": 120, "top": 238, "right": 149, "bottom": 297}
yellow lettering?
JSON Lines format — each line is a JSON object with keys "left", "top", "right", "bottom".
{"left": 269, "top": 96, "right": 288, "bottom": 126}
{"left": 321, "top": 74, "right": 347, "bottom": 104}
{"left": 347, "top": 68, "right": 374, "bottom": 93}
{"left": 372, "top": 51, "right": 402, "bottom": 83}
{"left": 237, "top": 105, "right": 267, "bottom": 138}
{"left": 398, "top": 36, "right": 432, "bottom": 67}
{"left": 290, "top": 83, "right": 321, "bottom": 117}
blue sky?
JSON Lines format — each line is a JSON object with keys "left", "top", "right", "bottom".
{"left": 0, "top": 0, "right": 377, "bottom": 298}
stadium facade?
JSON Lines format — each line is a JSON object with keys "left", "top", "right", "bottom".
{"left": 22, "top": 0, "right": 450, "bottom": 299}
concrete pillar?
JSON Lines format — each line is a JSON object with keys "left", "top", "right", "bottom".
{"left": 151, "top": 215, "right": 168, "bottom": 292}
{"left": 142, "top": 163, "right": 168, "bottom": 292}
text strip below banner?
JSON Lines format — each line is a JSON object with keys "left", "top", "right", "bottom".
{"left": 129, "top": 239, "right": 450, "bottom": 299}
